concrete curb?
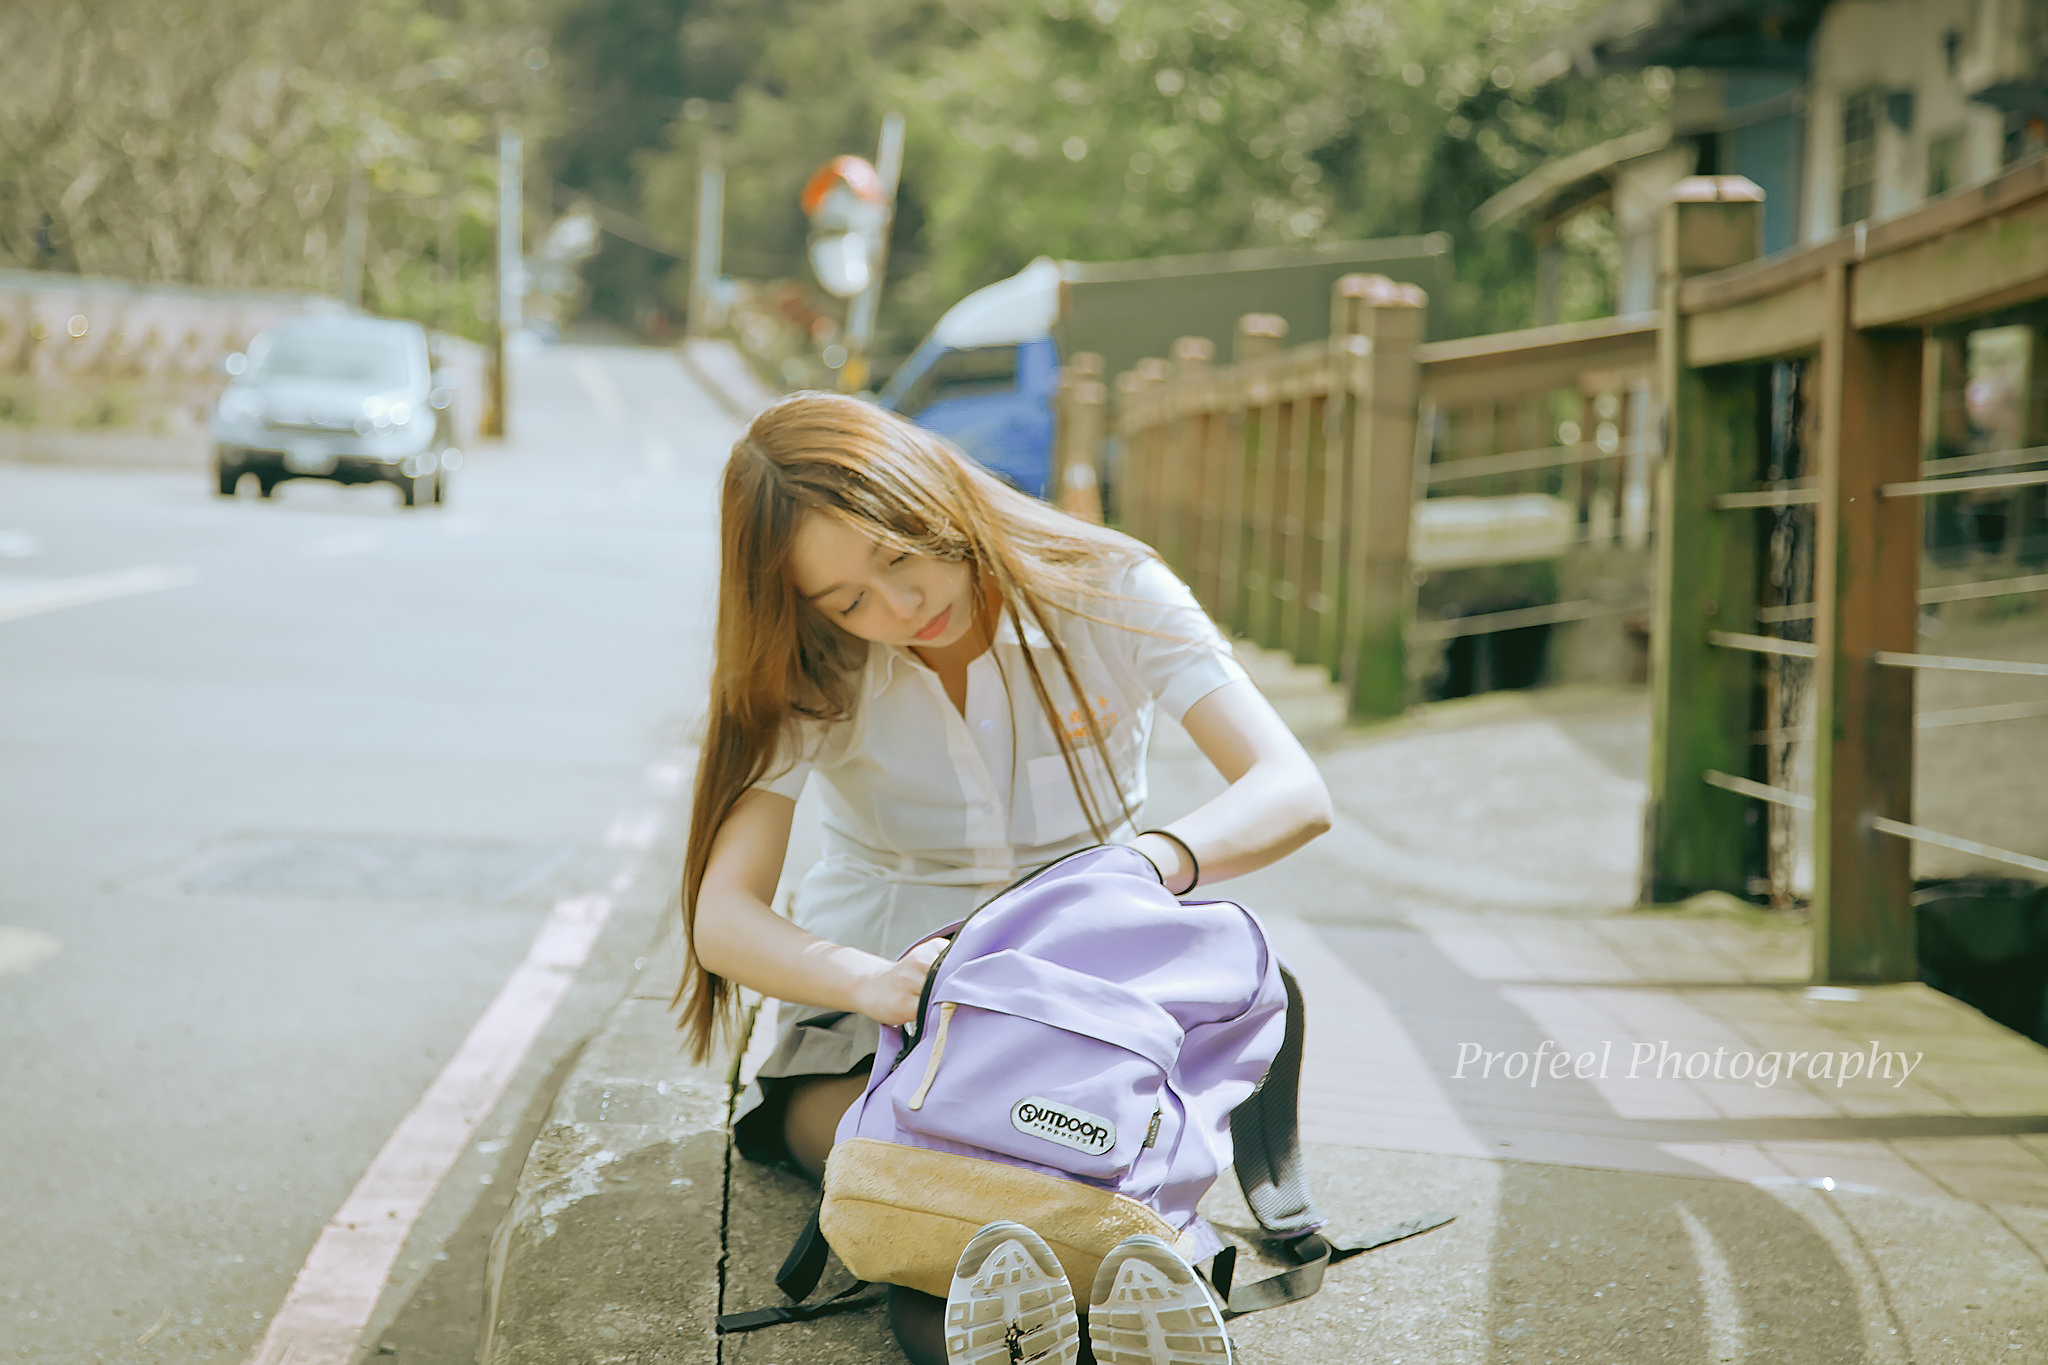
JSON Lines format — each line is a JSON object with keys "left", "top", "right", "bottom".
{"left": 479, "top": 994, "right": 731, "bottom": 1365}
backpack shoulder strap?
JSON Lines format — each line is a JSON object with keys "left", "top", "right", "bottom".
{"left": 714, "top": 1202, "right": 886, "bottom": 1335}
{"left": 1217, "top": 963, "right": 1456, "bottom": 1317}
{"left": 1208, "top": 1214, "right": 1458, "bottom": 1319}
{"left": 1228, "top": 964, "right": 1324, "bottom": 1238}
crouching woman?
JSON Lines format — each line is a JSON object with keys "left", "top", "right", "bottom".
{"left": 677, "top": 392, "right": 1331, "bottom": 1364}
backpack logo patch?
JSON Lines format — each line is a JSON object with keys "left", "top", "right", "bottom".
{"left": 1011, "top": 1096, "right": 1117, "bottom": 1155}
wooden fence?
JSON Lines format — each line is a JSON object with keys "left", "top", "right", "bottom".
{"left": 1087, "top": 156, "right": 2048, "bottom": 983}
{"left": 1646, "top": 158, "right": 2048, "bottom": 983}
{"left": 1102, "top": 275, "right": 1660, "bottom": 717}
{"left": 1102, "top": 276, "right": 1423, "bottom": 716}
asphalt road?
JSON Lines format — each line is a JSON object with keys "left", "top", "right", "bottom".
{"left": 0, "top": 342, "right": 735, "bottom": 1364}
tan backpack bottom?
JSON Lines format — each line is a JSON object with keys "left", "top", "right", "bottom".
{"left": 819, "top": 1137, "right": 1197, "bottom": 1298}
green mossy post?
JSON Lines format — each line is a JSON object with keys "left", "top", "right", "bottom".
{"left": 1644, "top": 179, "right": 1766, "bottom": 904}
{"left": 1336, "top": 275, "right": 1426, "bottom": 721}
{"left": 1809, "top": 265, "right": 1921, "bottom": 982}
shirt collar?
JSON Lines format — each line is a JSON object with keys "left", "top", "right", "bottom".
{"left": 869, "top": 610, "right": 1050, "bottom": 695}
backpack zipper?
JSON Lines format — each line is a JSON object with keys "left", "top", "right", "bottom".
{"left": 891, "top": 846, "right": 1124, "bottom": 1068}
{"left": 1142, "top": 1107, "right": 1162, "bottom": 1148}
{"left": 905, "top": 1002, "right": 957, "bottom": 1111}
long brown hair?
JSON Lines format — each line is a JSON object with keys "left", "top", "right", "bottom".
{"left": 676, "top": 391, "right": 1155, "bottom": 1059}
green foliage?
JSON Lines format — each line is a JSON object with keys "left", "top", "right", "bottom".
{"left": 547, "top": 0, "right": 702, "bottom": 324}
{"left": 633, "top": 0, "right": 970, "bottom": 348}
{"left": 0, "top": 0, "right": 1666, "bottom": 348}
{"left": 0, "top": 0, "right": 561, "bottom": 339}
{"left": 626, "top": 0, "right": 1663, "bottom": 348}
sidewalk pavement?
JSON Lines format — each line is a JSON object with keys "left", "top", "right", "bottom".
{"left": 479, "top": 653, "right": 2048, "bottom": 1365}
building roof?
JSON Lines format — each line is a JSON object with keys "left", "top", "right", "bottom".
{"left": 1475, "top": 124, "right": 1674, "bottom": 230}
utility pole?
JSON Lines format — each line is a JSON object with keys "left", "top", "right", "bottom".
{"left": 840, "top": 112, "right": 904, "bottom": 394}
{"left": 688, "top": 132, "right": 726, "bottom": 337}
{"left": 486, "top": 127, "right": 522, "bottom": 439}
{"left": 338, "top": 158, "right": 367, "bottom": 309}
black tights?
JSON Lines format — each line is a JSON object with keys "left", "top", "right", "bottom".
{"left": 886, "top": 1286, "right": 949, "bottom": 1365}
{"left": 779, "top": 1073, "right": 1096, "bottom": 1365}
{"left": 888, "top": 1287, "right": 1099, "bottom": 1365}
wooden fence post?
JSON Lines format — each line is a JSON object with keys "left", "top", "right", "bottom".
{"left": 1810, "top": 266, "right": 1921, "bottom": 981}
{"left": 1055, "top": 351, "right": 1106, "bottom": 523}
{"left": 1112, "top": 367, "right": 1145, "bottom": 533}
{"left": 1228, "top": 315, "right": 1287, "bottom": 636}
{"left": 1193, "top": 358, "right": 1234, "bottom": 616}
{"left": 1239, "top": 315, "right": 1289, "bottom": 644}
{"left": 1311, "top": 277, "right": 1369, "bottom": 672}
{"left": 1643, "top": 178, "right": 1765, "bottom": 903}
{"left": 1277, "top": 351, "right": 1316, "bottom": 658}
{"left": 1335, "top": 275, "right": 1426, "bottom": 720}
{"left": 1166, "top": 337, "right": 1215, "bottom": 580}
{"left": 1133, "top": 357, "right": 1170, "bottom": 550}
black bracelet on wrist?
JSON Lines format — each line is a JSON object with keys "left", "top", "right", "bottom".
{"left": 1137, "top": 828, "right": 1200, "bottom": 896}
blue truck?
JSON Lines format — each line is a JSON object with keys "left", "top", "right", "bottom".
{"left": 877, "top": 238, "right": 1451, "bottom": 501}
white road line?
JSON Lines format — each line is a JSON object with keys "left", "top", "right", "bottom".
{"left": 1676, "top": 1203, "right": 1747, "bottom": 1363}
{"left": 572, "top": 355, "right": 627, "bottom": 423}
{"left": 0, "top": 565, "right": 200, "bottom": 624}
{"left": 247, "top": 763, "right": 681, "bottom": 1365}
{"left": 248, "top": 890, "right": 618, "bottom": 1365}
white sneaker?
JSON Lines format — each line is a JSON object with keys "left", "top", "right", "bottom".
{"left": 945, "top": 1219, "right": 1082, "bottom": 1365}
{"left": 1086, "top": 1234, "right": 1234, "bottom": 1365}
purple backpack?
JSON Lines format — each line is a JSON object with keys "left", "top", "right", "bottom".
{"left": 718, "top": 846, "right": 1448, "bottom": 1335}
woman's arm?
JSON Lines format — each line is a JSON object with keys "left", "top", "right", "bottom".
{"left": 1128, "top": 678, "right": 1332, "bottom": 890}
{"left": 692, "top": 788, "right": 942, "bottom": 1027}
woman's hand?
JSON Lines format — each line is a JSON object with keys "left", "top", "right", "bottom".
{"left": 850, "top": 936, "right": 948, "bottom": 1027}
{"left": 1128, "top": 831, "right": 1195, "bottom": 894}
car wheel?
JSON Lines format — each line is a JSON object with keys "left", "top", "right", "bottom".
{"left": 400, "top": 473, "right": 431, "bottom": 508}
{"left": 432, "top": 470, "right": 447, "bottom": 505}
{"left": 214, "top": 460, "right": 238, "bottom": 497}
{"left": 256, "top": 474, "right": 278, "bottom": 499}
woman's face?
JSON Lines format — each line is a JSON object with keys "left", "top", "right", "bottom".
{"left": 788, "top": 512, "right": 977, "bottom": 650}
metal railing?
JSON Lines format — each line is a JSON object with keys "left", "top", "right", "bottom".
{"left": 1647, "top": 157, "right": 2048, "bottom": 984}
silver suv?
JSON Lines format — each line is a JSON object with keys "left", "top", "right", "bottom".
{"left": 212, "top": 315, "right": 460, "bottom": 507}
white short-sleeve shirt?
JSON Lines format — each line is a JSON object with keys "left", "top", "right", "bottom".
{"left": 756, "top": 554, "right": 1246, "bottom": 961}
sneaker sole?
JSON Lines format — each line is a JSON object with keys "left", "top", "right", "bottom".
{"left": 1086, "top": 1235, "right": 1232, "bottom": 1365}
{"left": 945, "top": 1219, "right": 1081, "bottom": 1365}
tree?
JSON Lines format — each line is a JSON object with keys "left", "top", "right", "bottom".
{"left": 0, "top": 0, "right": 562, "bottom": 339}
{"left": 629, "top": 0, "right": 1663, "bottom": 347}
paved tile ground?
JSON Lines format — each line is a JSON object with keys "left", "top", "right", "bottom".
{"left": 618, "top": 653, "right": 2048, "bottom": 1363}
